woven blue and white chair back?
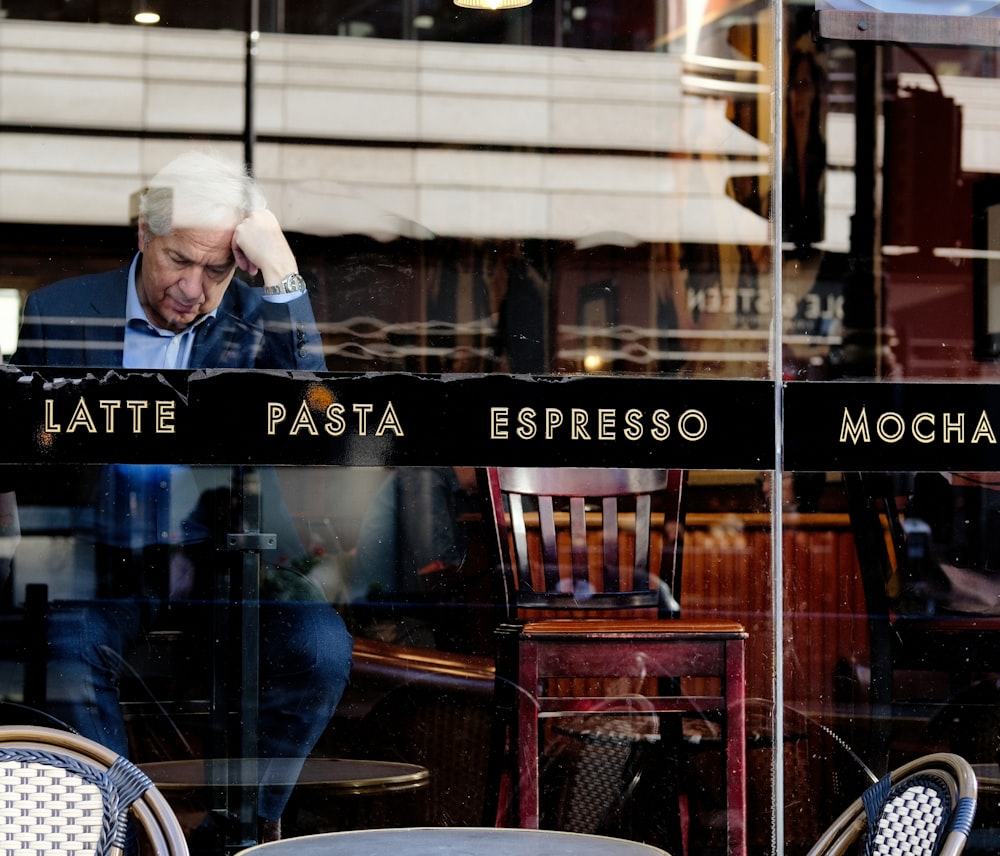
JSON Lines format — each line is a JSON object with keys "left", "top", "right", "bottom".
{"left": 863, "top": 769, "right": 976, "bottom": 856}
{"left": 0, "top": 748, "right": 153, "bottom": 854}
{"left": 0, "top": 725, "right": 189, "bottom": 856}
{"left": 808, "top": 753, "right": 978, "bottom": 856}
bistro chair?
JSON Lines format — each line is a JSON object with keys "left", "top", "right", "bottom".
{"left": 0, "top": 724, "right": 189, "bottom": 856}
{"left": 480, "top": 467, "right": 747, "bottom": 856}
{"left": 806, "top": 752, "right": 977, "bottom": 856}
{"left": 843, "top": 472, "right": 1000, "bottom": 771}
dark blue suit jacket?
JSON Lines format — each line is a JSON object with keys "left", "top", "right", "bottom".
{"left": 12, "top": 261, "right": 327, "bottom": 371}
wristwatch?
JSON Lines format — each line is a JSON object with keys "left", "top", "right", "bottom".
{"left": 263, "top": 272, "right": 307, "bottom": 296}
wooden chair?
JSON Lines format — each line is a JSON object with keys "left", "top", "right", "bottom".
{"left": 843, "top": 472, "right": 1000, "bottom": 771}
{"left": 481, "top": 467, "right": 747, "bottom": 856}
{"left": 806, "top": 752, "right": 977, "bottom": 856}
{"left": 0, "top": 724, "right": 189, "bottom": 855}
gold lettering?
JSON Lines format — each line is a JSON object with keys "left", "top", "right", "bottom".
{"left": 912, "top": 412, "right": 935, "bottom": 444}
{"left": 267, "top": 403, "right": 287, "bottom": 434}
{"left": 623, "top": 408, "right": 643, "bottom": 440}
{"left": 44, "top": 400, "right": 60, "bottom": 433}
{"left": 125, "top": 401, "right": 148, "bottom": 433}
{"left": 99, "top": 400, "right": 122, "bottom": 432}
{"left": 155, "top": 401, "right": 175, "bottom": 434}
{"left": 353, "top": 404, "right": 373, "bottom": 434}
{"left": 517, "top": 408, "right": 537, "bottom": 440}
{"left": 651, "top": 409, "right": 671, "bottom": 441}
{"left": 942, "top": 412, "right": 965, "bottom": 443}
{"left": 490, "top": 407, "right": 509, "bottom": 440}
{"left": 544, "top": 409, "right": 563, "bottom": 440}
{"left": 375, "top": 403, "right": 404, "bottom": 437}
{"left": 972, "top": 411, "right": 997, "bottom": 444}
{"left": 66, "top": 399, "right": 97, "bottom": 433}
{"left": 325, "top": 403, "right": 346, "bottom": 436}
{"left": 289, "top": 401, "right": 319, "bottom": 436}
{"left": 876, "top": 412, "right": 905, "bottom": 443}
{"left": 598, "top": 409, "right": 615, "bottom": 440}
{"left": 840, "top": 408, "right": 870, "bottom": 444}
{"left": 678, "top": 409, "right": 708, "bottom": 441}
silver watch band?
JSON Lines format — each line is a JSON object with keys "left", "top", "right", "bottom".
{"left": 263, "top": 272, "right": 307, "bottom": 295}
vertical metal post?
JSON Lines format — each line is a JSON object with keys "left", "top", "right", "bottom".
{"left": 839, "top": 41, "right": 880, "bottom": 378}
{"left": 232, "top": 465, "right": 262, "bottom": 849}
{"left": 401, "top": 0, "right": 416, "bottom": 41}
{"left": 244, "top": 0, "right": 259, "bottom": 171}
{"left": 23, "top": 584, "right": 48, "bottom": 710}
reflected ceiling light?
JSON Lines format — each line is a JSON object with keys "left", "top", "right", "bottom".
{"left": 134, "top": 8, "right": 161, "bottom": 24}
{"left": 454, "top": 0, "right": 532, "bottom": 9}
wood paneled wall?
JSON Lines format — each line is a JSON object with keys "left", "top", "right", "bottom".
{"left": 682, "top": 513, "right": 869, "bottom": 714}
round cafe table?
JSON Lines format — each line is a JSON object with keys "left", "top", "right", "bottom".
{"left": 234, "top": 826, "right": 672, "bottom": 856}
{"left": 141, "top": 757, "right": 429, "bottom": 796}
{"left": 141, "top": 758, "right": 431, "bottom": 837}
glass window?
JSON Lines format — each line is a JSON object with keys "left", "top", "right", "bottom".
{"left": 22, "top": 0, "right": 1000, "bottom": 851}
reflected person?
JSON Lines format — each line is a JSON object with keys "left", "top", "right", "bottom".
{"left": 12, "top": 150, "right": 353, "bottom": 842}
{"left": 352, "top": 467, "right": 477, "bottom": 648}
{"left": 783, "top": 49, "right": 826, "bottom": 251}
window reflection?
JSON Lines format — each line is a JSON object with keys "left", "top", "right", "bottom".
{"left": 351, "top": 467, "right": 481, "bottom": 650}
{"left": 0, "top": 465, "right": 778, "bottom": 848}
{"left": 3, "top": 463, "right": 352, "bottom": 843}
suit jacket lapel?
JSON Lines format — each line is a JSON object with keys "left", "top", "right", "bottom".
{"left": 82, "top": 271, "right": 129, "bottom": 368}
{"left": 189, "top": 290, "right": 261, "bottom": 369}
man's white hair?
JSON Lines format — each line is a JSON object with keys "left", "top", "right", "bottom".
{"left": 139, "top": 150, "right": 266, "bottom": 235}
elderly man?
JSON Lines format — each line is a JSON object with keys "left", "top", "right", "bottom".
{"left": 13, "top": 150, "right": 353, "bottom": 843}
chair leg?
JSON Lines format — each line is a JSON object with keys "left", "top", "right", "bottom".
{"left": 517, "top": 639, "right": 540, "bottom": 828}
{"left": 725, "top": 637, "right": 747, "bottom": 856}
{"left": 622, "top": 717, "right": 685, "bottom": 855}
{"left": 484, "top": 625, "right": 520, "bottom": 827}
{"left": 483, "top": 678, "right": 512, "bottom": 826}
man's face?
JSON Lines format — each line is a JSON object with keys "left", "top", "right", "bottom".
{"left": 137, "top": 221, "right": 238, "bottom": 333}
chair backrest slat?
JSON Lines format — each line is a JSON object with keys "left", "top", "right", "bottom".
{"left": 634, "top": 492, "right": 652, "bottom": 585}
{"left": 509, "top": 491, "right": 531, "bottom": 587}
{"left": 601, "top": 496, "right": 620, "bottom": 592}
{"left": 569, "top": 496, "right": 588, "bottom": 590}
{"left": 486, "top": 467, "right": 685, "bottom": 617}
{"left": 539, "top": 495, "right": 560, "bottom": 591}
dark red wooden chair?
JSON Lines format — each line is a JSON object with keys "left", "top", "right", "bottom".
{"left": 481, "top": 467, "right": 747, "bottom": 856}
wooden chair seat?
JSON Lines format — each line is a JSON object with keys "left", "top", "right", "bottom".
{"left": 518, "top": 618, "right": 746, "bottom": 638}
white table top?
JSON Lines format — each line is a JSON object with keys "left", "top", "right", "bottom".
{"left": 235, "top": 826, "right": 672, "bottom": 856}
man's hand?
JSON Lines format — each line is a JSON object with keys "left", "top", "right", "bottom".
{"left": 232, "top": 209, "right": 299, "bottom": 287}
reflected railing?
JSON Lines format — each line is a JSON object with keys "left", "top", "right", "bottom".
{"left": 319, "top": 318, "right": 841, "bottom": 373}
